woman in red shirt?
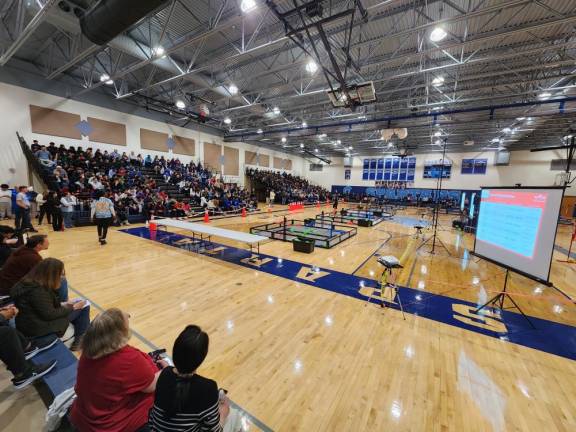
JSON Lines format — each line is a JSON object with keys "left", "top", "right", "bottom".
{"left": 70, "top": 308, "right": 167, "bottom": 432}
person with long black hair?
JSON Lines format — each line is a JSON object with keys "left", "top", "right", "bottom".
{"left": 149, "top": 325, "right": 230, "bottom": 432}
{"left": 91, "top": 190, "right": 116, "bottom": 245}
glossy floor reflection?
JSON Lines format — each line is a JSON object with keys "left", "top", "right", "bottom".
{"left": 32, "top": 204, "right": 576, "bottom": 431}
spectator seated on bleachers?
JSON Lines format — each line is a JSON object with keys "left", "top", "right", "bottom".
{"left": 0, "top": 235, "right": 50, "bottom": 297}
{"left": 70, "top": 308, "right": 168, "bottom": 432}
{"left": 35, "top": 145, "right": 56, "bottom": 168}
{"left": 149, "top": 325, "right": 230, "bottom": 432}
{"left": 246, "top": 168, "right": 329, "bottom": 205}
{"left": 0, "top": 304, "right": 58, "bottom": 389}
{"left": 30, "top": 139, "right": 258, "bottom": 221}
{"left": 10, "top": 258, "right": 89, "bottom": 351}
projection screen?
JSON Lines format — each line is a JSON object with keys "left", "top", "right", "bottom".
{"left": 473, "top": 187, "right": 564, "bottom": 283}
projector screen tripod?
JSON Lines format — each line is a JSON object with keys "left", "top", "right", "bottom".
{"left": 474, "top": 269, "right": 535, "bottom": 328}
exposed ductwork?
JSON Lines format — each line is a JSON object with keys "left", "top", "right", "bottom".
{"left": 30, "top": 1, "right": 256, "bottom": 112}
{"left": 80, "top": 0, "right": 170, "bottom": 46}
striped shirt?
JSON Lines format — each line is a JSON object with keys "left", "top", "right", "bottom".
{"left": 149, "top": 368, "right": 221, "bottom": 432}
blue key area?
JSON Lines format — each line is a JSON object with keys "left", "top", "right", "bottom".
{"left": 122, "top": 227, "right": 576, "bottom": 361}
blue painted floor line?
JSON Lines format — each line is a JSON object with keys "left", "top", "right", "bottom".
{"left": 121, "top": 227, "right": 576, "bottom": 362}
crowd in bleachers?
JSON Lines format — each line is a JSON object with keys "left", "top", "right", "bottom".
{"left": 246, "top": 168, "right": 329, "bottom": 204}
{"left": 24, "top": 140, "right": 260, "bottom": 229}
{"left": 0, "top": 231, "right": 236, "bottom": 431}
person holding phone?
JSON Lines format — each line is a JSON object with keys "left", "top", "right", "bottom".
{"left": 10, "top": 258, "right": 90, "bottom": 351}
{"left": 71, "top": 308, "right": 168, "bottom": 432}
{"left": 149, "top": 325, "right": 230, "bottom": 432}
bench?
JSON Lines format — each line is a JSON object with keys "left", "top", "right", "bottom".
{"left": 30, "top": 338, "right": 78, "bottom": 405}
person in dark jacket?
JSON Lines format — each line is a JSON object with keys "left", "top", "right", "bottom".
{"left": 0, "top": 235, "right": 48, "bottom": 296}
{"left": 46, "top": 191, "right": 63, "bottom": 232}
{"left": 11, "top": 258, "right": 90, "bottom": 350}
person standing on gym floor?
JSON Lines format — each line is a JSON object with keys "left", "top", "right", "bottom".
{"left": 91, "top": 191, "right": 116, "bottom": 245}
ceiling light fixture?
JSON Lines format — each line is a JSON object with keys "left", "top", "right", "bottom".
{"left": 432, "top": 76, "right": 445, "bottom": 86}
{"left": 223, "top": 117, "right": 232, "bottom": 124}
{"left": 272, "top": 106, "right": 280, "bottom": 115}
{"left": 433, "top": 131, "right": 442, "bottom": 137}
{"left": 240, "top": 0, "right": 257, "bottom": 13}
{"left": 516, "top": 117, "right": 526, "bottom": 121}
{"left": 281, "top": 137, "right": 287, "bottom": 143}
{"left": 336, "top": 140, "right": 341, "bottom": 145}
{"left": 305, "top": 59, "right": 318, "bottom": 74}
{"left": 257, "top": 128, "right": 263, "bottom": 134}
{"left": 99, "top": 73, "right": 110, "bottom": 82}
{"left": 301, "top": 121, "right": 307, "bottom": 128}
{"left": 228, "top": 84, "right": 238, "bottom": 95}
{"left": 538, "top": 92, "right": 551, "bottom": 99}
{"left": 430, "top": 26, "right": 447, "bottom": 42}
{"left": 152, "top": 46, "right": 165, "bottom": 58}
{"left": 300, "top": 143, "right": 304, "bottom": 148}
{"left": 314, "top": 148, "right": 318, "bottom": 153}
{"left": 175, "top": 100, "right": 186, "bottom": 109}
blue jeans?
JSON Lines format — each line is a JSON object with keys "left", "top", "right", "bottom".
{"left": 62, "top": 211, "right": 73, "bottom": 228}
{"left": 69, "top": 306, "right": 90, "bottom": 341}
{"left": 15, "top": 208, "right": 33, "bottom": 230}
{"left": 58, "top": 278, "right": 69, "bottom": 302}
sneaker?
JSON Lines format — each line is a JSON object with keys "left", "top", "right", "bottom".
{"left": 12, "top": 360, "right": 57, "bottom": 390}
{"left": 24, "top": 338, "right": 58, "bottom": 360}
{"left": 101, "top": 239, "right": 107, "bottom": 245}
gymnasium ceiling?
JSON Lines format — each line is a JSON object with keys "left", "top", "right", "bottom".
{"left": 1, "top": 0, "right": 576, "bottom": 159}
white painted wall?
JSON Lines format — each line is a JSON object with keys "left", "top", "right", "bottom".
{"left": 302, "top": 150, "right": 574, "bottom": 195}
{"left": 2, "top": 82, "right": 570, "bottom": 195}
{"left": 0, "top": 82, "right": 300, "bottom": 188}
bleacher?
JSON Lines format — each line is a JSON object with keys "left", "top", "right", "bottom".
{"left": 16, "top": 133, "right": 212, "bottom": 225}
{"left": 30, "top": 338, "right": 78, "bottom": 407}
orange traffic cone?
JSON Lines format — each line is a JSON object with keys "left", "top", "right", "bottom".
{"left": 204, "top": 210, "right": 210, "bottom": 223}
{"left": 242, "top": 207, "right": 247, "bottom": 218}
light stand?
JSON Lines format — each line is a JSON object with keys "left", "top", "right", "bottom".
{"left": 418, "top": 138, "right": 451, "bottom": 255}
{"left": 475, "top": 268, "right": 535, "bottom": 328}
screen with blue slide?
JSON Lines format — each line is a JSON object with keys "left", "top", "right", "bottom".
{"left": 474, "top": 188, "right": 564, "bottom": 282}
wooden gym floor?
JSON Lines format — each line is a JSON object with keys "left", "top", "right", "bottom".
{"left": 2, "top": 204, "right": 576, "bottom": 431}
